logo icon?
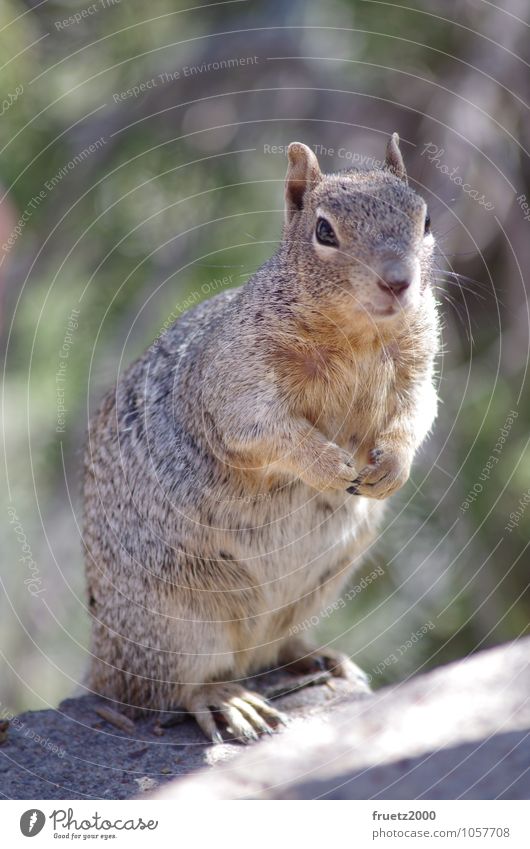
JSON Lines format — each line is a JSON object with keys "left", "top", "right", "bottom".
{"left": 20, "top": 809, "right": 46, "bottom": 837}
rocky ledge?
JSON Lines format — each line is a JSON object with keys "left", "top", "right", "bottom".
{"left": 1, "top": 639, "right": 529, "bottom": 800}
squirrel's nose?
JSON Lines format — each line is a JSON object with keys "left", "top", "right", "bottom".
{"left": 377, "top": 277, "right": 410, "bottom": 295}
{"left": 377, "top": 261, "right": 412, "bottom": 296}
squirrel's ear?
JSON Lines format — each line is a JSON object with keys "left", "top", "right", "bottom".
{"left": 285, "top": 142, "right": 322, "bottom": 224}
{"left": 384, "top": 132, "right": 407, "bottom": 183}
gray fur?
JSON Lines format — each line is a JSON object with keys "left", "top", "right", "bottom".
{"left": 83, "top": 134, "right": 439, "bottom": 740}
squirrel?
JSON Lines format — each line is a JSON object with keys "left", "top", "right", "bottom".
{"left": 83, "top": 132, "right": 439, "bottom": 743}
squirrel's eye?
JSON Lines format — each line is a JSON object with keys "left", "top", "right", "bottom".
{"left": 424, "top": 211, "right": 431, "bottom": 235}
{"left": 315, "top": 217, "right": 339, "bottom": 247}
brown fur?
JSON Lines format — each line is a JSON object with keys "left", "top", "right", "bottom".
{"left": 83, "top": 133, "right": 439, "bottom": 739}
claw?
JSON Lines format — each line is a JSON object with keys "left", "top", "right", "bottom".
{"left": 272, "top": 710, "right": 289, "bottom": 727}
{"left": 243, "top": 692, "right": 286, "bottom": 724}
{"left": 239, "top": 726, "right": 259, "bottom": 744}
{"left": 231, "top": 697, "right": 275, "bottom": 736}
{"left": 185, "top": 684, "right": 285, "bottom": 743}
{"left": 222, "top": 705, "right": 260, "bottom": 742}
{"left": 192, "top": 706, "right": 222, "bottom": 744}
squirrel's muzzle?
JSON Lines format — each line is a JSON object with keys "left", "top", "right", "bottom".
{"left": 376, "top": 259, "right": 414, "bottom": 296}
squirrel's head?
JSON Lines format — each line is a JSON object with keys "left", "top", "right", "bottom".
{"left": 282, "top": 133, "right": 434, "bottom": 323}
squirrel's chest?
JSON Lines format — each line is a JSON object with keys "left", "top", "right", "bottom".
{"left": 225, "top": 488, "right": 383, "bottom": 602}
{"left": 308, "top": 354, "right": 399, "bottom": 452}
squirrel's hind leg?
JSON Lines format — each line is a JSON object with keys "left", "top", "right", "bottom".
{"left": 279, "top": 637, "right": 371, "bottom": 692}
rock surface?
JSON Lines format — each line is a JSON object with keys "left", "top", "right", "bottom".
{"left": 0, "top": 667, "right": 366, "bottom": 799}
{"left": 1, "top": 640, "right": 528, "bottom": 800}
{"left": 156, "top": 638, "right": 530, "bottom": 800}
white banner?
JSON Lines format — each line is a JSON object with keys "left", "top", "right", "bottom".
{"left": 2, "top": 800, "right": 528, "bottom": 848}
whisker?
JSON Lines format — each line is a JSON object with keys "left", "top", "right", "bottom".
{"left": 433, "top": 287, "right": 474, "bottom": 342}
{"left": 434, "top": 275, "right": 488, "bottom": 300}
{"left": 435, "top": 271, "right": 507, "bottom": 310}
{"left": 437, "top": 269, "right": 490, "bottom": 287}
{"left": 434, "top": 278, "right": 488, "bottom": 304}
{"left": 432, "top": 250, "right": 483, "bottom": 258}
{"left": 432, "top": 222, "right": 466, "bottom": 241}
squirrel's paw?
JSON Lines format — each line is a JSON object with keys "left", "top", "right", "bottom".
{"left": 346, "top": 447, "right": 410, "bottom": 499}
{"left": 300, "top": 443, "right": 358, "bottom": 492}
{"left": 185, "top": 682, "right": 287, "bottom": 745}
{"left": 284, "top": 646, "right": 370, "bottom": 692}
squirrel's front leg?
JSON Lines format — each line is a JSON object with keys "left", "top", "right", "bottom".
{"left": 274, "top": 420, "right": 359, "bottom": 491}
{"left": 348, "top": 379, "right": 437, "bottom": 500}
{"left": 223, "top": 414, "right": 359, "bottom": 493}
{"left": 347, "top": 442, "right": 413, "bottom": 500}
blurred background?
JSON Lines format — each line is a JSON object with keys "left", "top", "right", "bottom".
{"left": 1, "top": 0, "right": 528, "bottom": 713}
